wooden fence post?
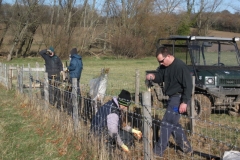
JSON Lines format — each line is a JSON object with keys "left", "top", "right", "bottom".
{"left": 4, "top": 64, "right": 6, "bottom": 88}
{"left": 142, "top": 91, "right": 152, "bottom": 160}
{"left": 28, "top": 64, "right": 32, "bottom": 98}
{"left": 6, "top": 65, "right": 9, "bottom": 90}
{"left": 36, "top": 62, "right": 39, "bottom": 82}
{"left": 44, "top": 73, "right": 49, "bottom": 110}
{"left": 8, "top": 65, "right": 12, "bottom": 90}
{"left": 190, "top": 76, "right": 196, "bottom": 133}
{"left": 72, "top": 78, "right": 79, "bottom": 134}
{"left": 19, "top": 66, "right": 23, "bottom": 94}
{"left": 135, "top": 69, "right": 140, "bottom": 107}
{"left": 0, "top": 63, "right": 2, "bottom": 84}
{"left": 17, "top": 65, "right": 19, "bottom": 93}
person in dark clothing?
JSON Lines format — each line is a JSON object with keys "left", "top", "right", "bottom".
{"left": 68, "top": 48, "right": 83, "bottom": 94}
{"left": 90, "top": 89, "right": 142, "bottom": 153}
{"left": 146, "top": 47, "right": 193, "bottom": 157}
{"left": 39, "top": 46, "right": 63, "bottom": 80}
{"left": 39, "top": 46, "right": 63, "bottom": 107}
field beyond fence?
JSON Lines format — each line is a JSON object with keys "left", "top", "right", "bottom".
{"left": 0, "top": 57, "right": 240, "bottom": 160}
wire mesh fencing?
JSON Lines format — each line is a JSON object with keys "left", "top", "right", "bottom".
{"left": 0, "top": 62, "right": 239, "bottom": 160}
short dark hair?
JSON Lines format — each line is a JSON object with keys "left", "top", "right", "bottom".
{"left": 155, "top": 47, "right": 172, "bottom": 57}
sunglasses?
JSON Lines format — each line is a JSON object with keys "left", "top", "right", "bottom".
{"left": 158, "top": 57, "right": 166, "bottom": 63}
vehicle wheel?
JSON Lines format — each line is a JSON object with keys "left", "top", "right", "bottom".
{"left": 188, "top": 94, "right": 212, "bottom": 120}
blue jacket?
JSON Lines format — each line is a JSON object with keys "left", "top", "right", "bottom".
{"left": 68, "top": 50, "right": 83, "bottom": 79}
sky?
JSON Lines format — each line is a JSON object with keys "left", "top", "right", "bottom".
{"left": 219, "top": 0, "right": 239, "bottom": 13}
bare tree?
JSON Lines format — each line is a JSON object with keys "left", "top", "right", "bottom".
{"left": 7, "top": 0, "right": 44, "bottom": 60}
{"left": 194, "top": 0, "right": 223, "bottom": 35}
{"left": 154, "top": 0, "right": 183, "bottom": 13}
{"left": 0, "top": 3, "right": 11, "bottom": 48}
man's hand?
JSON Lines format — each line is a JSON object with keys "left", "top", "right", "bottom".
{"left": 132, "top": 129, "right": 142, "bottom": 140}
{"left": 47, "top": 49, "right": 53, "bottom": 56}
{"left": 121, "top": 144, "right": 129, "bottom": 152}
{"left": 179, "top": 103, "right": 187, "bottom": 114}
{"left": 146, "top": 73, "right": 155, "bottom": 80}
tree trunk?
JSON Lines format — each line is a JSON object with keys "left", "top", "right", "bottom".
{"left": 0, "top": 22, "right": 10, "bottom": 47}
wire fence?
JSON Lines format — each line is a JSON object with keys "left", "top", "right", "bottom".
{"left": 0, "top": 62, "right": 239, "bottom": 160}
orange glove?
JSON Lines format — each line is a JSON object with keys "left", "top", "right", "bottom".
{"left": 121, "top": 144, "right": 129, "bottom": 152}
{"left": 132, "top": 129, "right": 142, "bottom": 139}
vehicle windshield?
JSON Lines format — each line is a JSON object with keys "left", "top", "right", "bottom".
{"left": 191, "top": 41, "right": 239, "bottom": 66}
{"left": 171, "top": 40, "right": 240, "bottom": 66}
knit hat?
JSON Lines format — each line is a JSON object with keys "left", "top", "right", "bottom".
{"left": 49, "top": 46, "right": 54, "bottom": 52}
{"left": 70, "top": 48, "right": 77, "bottom": 55}
{"left": 118, "top": 89, "right": 131, "bottom": 107}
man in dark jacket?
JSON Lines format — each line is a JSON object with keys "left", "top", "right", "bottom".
{"left": 39, "top": 46, "right": 63, "bottom": 80}
{"left": 39, "top": 46, "right": 63, "bottom": 107}
{"left": 68, "top": 48, "right": 83, "bottom": 94}
{"left": 146, "top": 47, "right": 193, "bottom": 157}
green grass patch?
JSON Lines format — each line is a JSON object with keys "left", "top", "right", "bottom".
{"left": 0, "top": 85, "right": 91, "bottom": 160}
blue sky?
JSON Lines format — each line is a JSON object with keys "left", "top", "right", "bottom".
{"left": 219, "top": 0, "right": 238, "bottom": 13}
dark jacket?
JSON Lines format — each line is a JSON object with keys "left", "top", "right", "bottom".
{"left": 153, "top": 58, "right": 193, "bottom": 104}
{"left": 68, "top": 49, "right": 83, "bottom": 79}
{"left": 90, "top": 97, "right": 133, "bottom": 146}
{"left": 91, "top": 100, "right": 120, "bottom": 134}
{"left": 39, "top": 49, "right": 63, "bottom": 78}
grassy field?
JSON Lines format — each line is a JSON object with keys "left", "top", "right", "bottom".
{"left": 0, "top": 84, "right": 91, "bottom": 160}
{"left": 0, "top": 56, "right": 158, "bottom": 94}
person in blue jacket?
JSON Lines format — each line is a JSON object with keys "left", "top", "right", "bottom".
{"left": 68, "top": 48, "right": 83, "bottom": 94}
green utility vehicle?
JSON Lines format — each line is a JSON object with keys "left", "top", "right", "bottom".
{"left": 147, "top": 35, "right": 240, "bottom": 119}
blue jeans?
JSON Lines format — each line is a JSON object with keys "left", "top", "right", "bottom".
{"left": 153, "top": 94, "right": 192, "bottom": 156}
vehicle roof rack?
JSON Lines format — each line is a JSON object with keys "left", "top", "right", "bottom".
{"left": 158, "top": 35, "right": 240, "bottom": 42}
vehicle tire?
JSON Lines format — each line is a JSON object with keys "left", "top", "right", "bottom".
{"left": 188, "top": 94, "right": 212, "bottom": 120}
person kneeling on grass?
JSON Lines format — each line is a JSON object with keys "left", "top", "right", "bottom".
{"left": 90, "top": 89, "right": 142, "bottom": 152}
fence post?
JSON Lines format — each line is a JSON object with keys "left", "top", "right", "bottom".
{"left": 16, "top": 65, "right": 19, "bottom": 93}
{"left": 190, "top": 76, "right": 195, "bottom": 133}
{"left": 135, "top": 69, "right": 140, "bottom": 107}
{"left": 19, "top": 66, "right": 23, "bottom": 94}
{"left": 44, "top": 73, "right": 49, "bottom": 110}
{"left": 142, "top": 91, "right": 152, "bottom": 160}
{"left": 8, "top": 65, "right": 12, "bottom": 90}
{"left": 72, "top": 78, "right": 79, "bottom": 134}
{"left": 4, "top": 64, "right": 7, "bottom": 87}
{"left": 6, "top": 65, "right": 9, "bottom": 90}
{"left": 36, "top": 62, "right": 39, "bottom": 82}
{"left": 0, "top": 63, "right": 2, "bottom": 84}
{"left": 28, "top": 64, "right": 32, "bottom": 98}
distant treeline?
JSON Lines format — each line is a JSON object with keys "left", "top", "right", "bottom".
{"left": 0, "top": 1, "right": 239, "bottom": 59}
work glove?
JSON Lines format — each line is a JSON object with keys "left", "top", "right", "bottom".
{"left": 47, "top": 49, "right": 53, "bottom": 56}
{"left": 121, "top": 144, "right": 129, "bottom": 152}
{"left": 132, "top": 128, "right": 142, "bottom": 140}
